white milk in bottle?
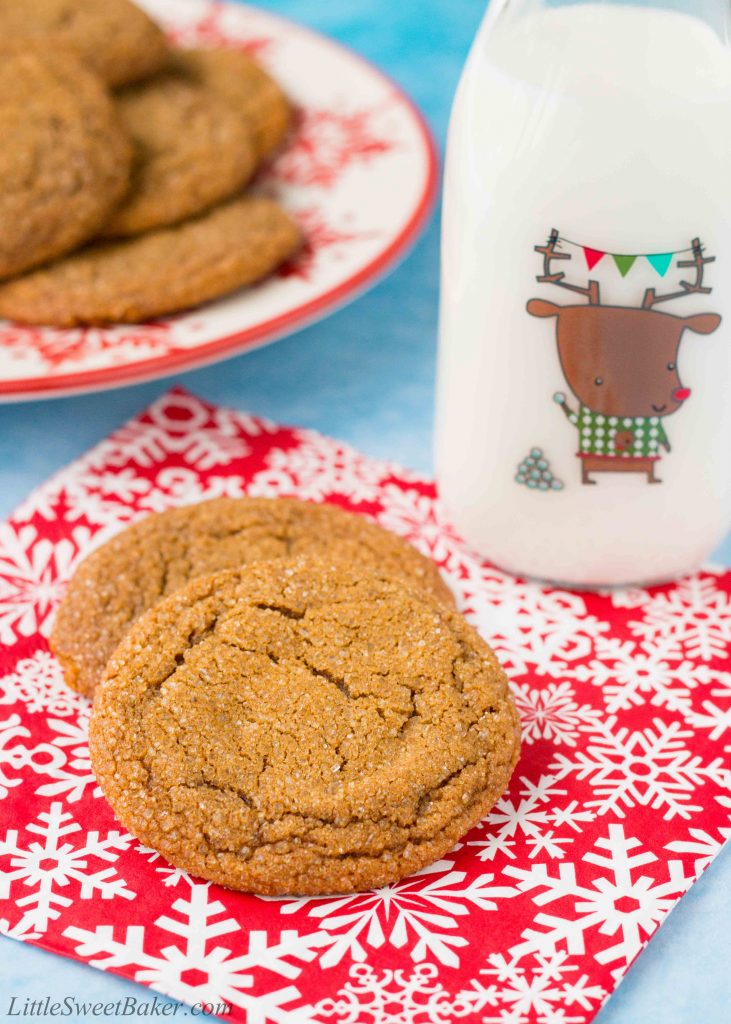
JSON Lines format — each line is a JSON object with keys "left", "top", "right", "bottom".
{"left": 436, "top": 0, "right": 731, "bottom": 586}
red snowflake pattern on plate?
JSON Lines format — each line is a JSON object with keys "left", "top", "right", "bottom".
{"left": 163, "top": 0, "right": 274, "bottom": 55}
{"left": 0, "top": 388, "right": 729, "bottom": 1023}
{"left": 277, "top": 207, "right": 377, "bottom": 282}
{"left": 270, "top": 105, "right": 395, "bottom": 189}
{"left": 0, "top": 323, "right": 175, "bottom": 372}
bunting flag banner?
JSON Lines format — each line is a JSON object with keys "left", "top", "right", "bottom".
{"left": 612, "top": 254, "right": 638, "bottom": 277}
{"left": 646, "top": 252, "right": 675, "bottom": 277}
{"left": 583, "top": 247, "right": 606, "bottom": 271}
{"left": 558, "top": 236, "right": 698, "bottom": 279}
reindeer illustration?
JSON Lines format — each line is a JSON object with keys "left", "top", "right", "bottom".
{"left": 527, "top": 229, "right": 722, "bottom": 484}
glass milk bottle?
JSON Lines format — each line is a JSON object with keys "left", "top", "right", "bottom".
{"left": 435, "top": 0, "right": 731, "bottom": 586}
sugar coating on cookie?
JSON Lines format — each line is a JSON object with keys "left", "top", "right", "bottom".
{"left": 0, "top": 196, "right": 300, "bottom": 326}
{"left": 102, "top": 73, "right": 257, "bottom": 239}
{"left": 89, "top": 558, "right": 520, "bottom": 894}
{"left": 51, "top": 497, "right": 455, "bottom": 697}
{"left": 0, "top": 44, "right": 132, "bottom": 281}
{"left": 0, "top": 0, "right": 169, "bottom": 87}
{"left": 173, "top": 48, "right": 292, "bottom": 160}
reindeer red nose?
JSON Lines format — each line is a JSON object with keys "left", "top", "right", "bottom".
{"left": 673, "top": 387, "right": 691, "bottom": 402}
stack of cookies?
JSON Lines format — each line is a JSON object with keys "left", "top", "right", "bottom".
{"left": 52, "top": 497, "right": 521, "bottom": 895}
{"left": 0, "top": 0, "right": 300, "bottom": 326}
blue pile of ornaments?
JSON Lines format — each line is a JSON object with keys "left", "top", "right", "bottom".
{"left": 515, "top": 448, "right": 564, "bottom": 490}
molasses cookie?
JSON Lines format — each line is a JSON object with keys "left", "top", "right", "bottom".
{"left": 0, "top": 43, "right": 132, "bottom": 281}
{"left": 89, "top": 558, "right": 520, "bottom": 894}
{"left": 0, "top": 196, "right": 300, "bottom": 326}
{"left": 0, "top": 0, "right": 169, "bottom": 87}
{"left": 102, "top": 73, "right": 256, "bottom": 239}
{"left": 173, "top": 48, "right": 292, "bottom": 160}
{"left": 51, "top": 497, "right": 454, "bottom": 697}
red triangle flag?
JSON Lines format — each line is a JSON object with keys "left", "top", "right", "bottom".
{"left": 583, "top": 246, "right": 606, "bottom": 271}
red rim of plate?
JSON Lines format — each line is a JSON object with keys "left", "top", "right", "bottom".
{"left": 0, "top": 13, "right": 439, "bottom": 401}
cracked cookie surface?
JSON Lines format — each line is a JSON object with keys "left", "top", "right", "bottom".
{"left": 172, "top": 48, "right": 292, "bottom": 161}
{"left": 0, "top": 0, "right": 169, "bottom": 87}
{"left": 51, "top": 497, "right": 455, "bottom": 697}
{"left": 102, "top": 72, "right": 256, "bottom": 239}
{"left": 89, "top": 558, "right": 520, "bottom": 894}
{"left": 0, "top": 43, "right": 132, "bottom": 281}
{"left": 0, "top": 196, "right": 300, "bottom": 326}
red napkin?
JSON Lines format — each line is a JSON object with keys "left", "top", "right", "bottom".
{"left": 1, "top": 388, "right": 729, "bottom": 1023}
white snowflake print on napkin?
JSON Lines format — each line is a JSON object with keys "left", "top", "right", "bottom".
{"left": 0, "top": 386, "right": 729, "bottom": 1024}
{"left": 65, "top": 881, "right": 330, "bottom": 1024}
{"left": 0, "top": 802, "right": 134, "bottom": 937}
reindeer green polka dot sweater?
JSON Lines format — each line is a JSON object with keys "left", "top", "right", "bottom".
{"left": 556, "top": 397, "right": 669, "bottom": 458}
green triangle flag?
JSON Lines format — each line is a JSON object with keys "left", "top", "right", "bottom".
{"left": 646, "top": 252, "right": 674, "bottom": 277}
{"left": 612, "top": 254, "right": 637, "bottom": 277}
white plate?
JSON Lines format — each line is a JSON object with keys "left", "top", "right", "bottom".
{"left": 0, "top": 0, "right": 437, "bottom": 401}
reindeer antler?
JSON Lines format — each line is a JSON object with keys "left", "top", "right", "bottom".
{"left": 535, "top": 228, "right": 601, "bottom": 305}
{"left": 642, "top": 238, "right": 714, "bottom": 310}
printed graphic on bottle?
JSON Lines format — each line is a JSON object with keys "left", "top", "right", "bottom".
{"left": 515, "top": 447, "right": 564, "bottom": 491}
{"left": 526, "top": 229, "right": 721, "bottom": 485}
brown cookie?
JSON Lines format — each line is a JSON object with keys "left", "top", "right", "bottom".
{"left": 89, "top": 557, "right": 520, "bottom": 895}
{"left": 0, "top": 196, "right": 300, "bottom": 326}
{"left": 0, "top": 0, "right": 169, "bottom": 87}
{"left": 172, "top": 48, "right": 292, "bottom": 160}
{"left": 0, "top": 44, "right": 132, "bottom": 282}
{"left": 51, "top": 497, "right": 455, "bottom": 698}
{"left": 102, "top": 73, "right": 256, "bottom": 239}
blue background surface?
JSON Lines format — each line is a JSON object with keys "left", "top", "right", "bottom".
{"left": 1, "top": 1, "right": 729, "bottom": 1021}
